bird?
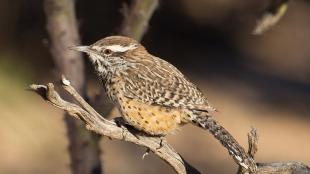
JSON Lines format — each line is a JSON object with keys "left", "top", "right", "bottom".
{"left": 70, "top": 35, "right": 256, "bottom": 173}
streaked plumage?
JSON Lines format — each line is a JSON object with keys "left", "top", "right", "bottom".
{"left": 70, "top": 36, "right": 257, "bottom": 173}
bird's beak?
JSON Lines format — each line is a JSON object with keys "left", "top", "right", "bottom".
{"left": 68, "top": 46, "right": 90, "bottom": 53}
{"left": 69, "top": 45, "right": 100, "bottom": 63}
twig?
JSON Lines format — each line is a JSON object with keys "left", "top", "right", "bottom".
{"left": 30, "top": 80, "right": 201, "bottom": 174}
{"left": 43, "top": 0, "right": 102, "bottom": 173}
{"left": 237, "top": 128, "right": 310, "bottom": 174}
{"left": 120, "top": 0, "right": 159, "bottom": 41}
{"left": 247, "top": 127, "right": 258, "bottom": 158}
{"left": 238, "top": 128, "right": 259, "bottom": 174}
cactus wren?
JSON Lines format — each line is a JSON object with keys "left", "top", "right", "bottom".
{"left": 70, "top": 36, "right": 256, "bottom": 173}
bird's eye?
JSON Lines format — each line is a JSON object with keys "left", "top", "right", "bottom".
{"left": 103, "top": 49, "right": 112, "bottom": 55}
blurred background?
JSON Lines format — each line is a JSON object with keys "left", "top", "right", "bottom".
{"left": 0, "top": 0, "right": 309, "bottom": 173}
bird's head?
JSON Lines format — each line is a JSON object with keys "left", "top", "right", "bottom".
{"left": 70, "top": 36, "right": 147, "bottom": 74}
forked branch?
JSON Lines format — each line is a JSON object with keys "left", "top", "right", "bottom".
{"left": 237, "top": 128, "right": 310, "bottom": 174}
{"left": 29, "top": 77, "right": 200, "bottom": 174}
{"left": 30, "top": 77, "right": 310, "bottom": 174}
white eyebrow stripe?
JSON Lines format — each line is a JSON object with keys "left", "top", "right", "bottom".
{"left": 92, "top": 46, "right": 101, "bottom": 51}
{"left": 106, "top": 44, "right": 137, "bottom": 52}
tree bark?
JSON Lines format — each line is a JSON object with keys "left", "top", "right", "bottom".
{"left": 44, "top": 0, "right": 102, "bottom": 173}
{"left": 120, "top": 0, "right": 159, "bottom": 41}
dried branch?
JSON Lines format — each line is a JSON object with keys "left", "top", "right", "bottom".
{"left": 247, "top": 128, "right": 258, "bottom": 158}
{"left": 43, "top": 0, "right": 102, "bottom": 173}
{"left": 30, "top": 78, "right": 310, "bottom": 174}
{"left": 29, "top": 78, "right": 200, "bottom": 174}
{"left": 257, "top": 162, "right": 310, "bottom": 174}
{"left": 237, "top": 128, "right": 310, "bottom": 174}
{"left": 238, "top": 128, "right": 259, "bottom": 174}
{"left": 120, "top": 0, "right": 159, "bottom": 41}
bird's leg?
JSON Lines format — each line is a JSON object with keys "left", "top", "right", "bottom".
{"left": 112, "top": 116, "right": 128, "bottom": 127}
{"left": 156, "top": 136, "right": 166, "bottom": 150}
{"left": 112, "top": 116, "right": 143, "bottom": 139}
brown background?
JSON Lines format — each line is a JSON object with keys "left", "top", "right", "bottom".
{"left": 0, "top": 0, "right": 309, "bottom": 173}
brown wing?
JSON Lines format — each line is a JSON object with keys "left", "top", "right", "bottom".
{"left": 122, "top": 55, "right": 216, "bottom": 112}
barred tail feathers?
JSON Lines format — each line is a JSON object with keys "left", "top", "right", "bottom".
{"left": 192, "top": 114, "right": 257, "bottom": 173}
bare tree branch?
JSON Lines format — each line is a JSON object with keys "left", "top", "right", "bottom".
{"left": 30, "top": 79, "right": 310, "bottom": 174}
{"left": 120, "top": 0, "right": 159, "bottom": 41}
{"left": 29, "top": 79, "right": 200, "bottom": 174}
{"left": 236, "top": 128, "right": 310, "bottom": 174}
{"left": 257, "top": 162, "right": 310, "bottom": 174}
{"left": 43, "top": 0, "right": 102, "bottom": 173}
